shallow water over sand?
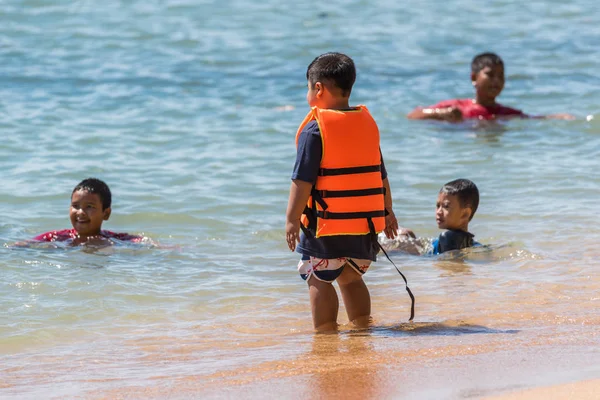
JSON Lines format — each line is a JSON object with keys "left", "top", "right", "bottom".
{"left": 1, "top": 0, "right": 599, "bottom": 398}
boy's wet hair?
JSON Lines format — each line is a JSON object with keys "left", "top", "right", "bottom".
{"left": 72, "top": 178, "right": 112, "bottom": 210}
{"left": 306, "top": 52, "right": 356, "bottom": 97}
{"left": 440, "top": 179, "right": 479, "bottom": 221}
{"left": 471, "top": 52, "right": 504, "bottom": 74}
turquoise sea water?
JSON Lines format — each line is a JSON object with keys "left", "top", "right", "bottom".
{"left": 1, "top": 0, "right": 600, "bottom": 398}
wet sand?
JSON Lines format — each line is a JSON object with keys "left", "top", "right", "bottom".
{"left": 79, "top": 320, "right": 599, "bottom": 400}
{"left": 487, "top": 379, "right": 600, "bottom": 400}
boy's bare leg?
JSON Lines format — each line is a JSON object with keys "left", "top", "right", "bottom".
{"left": 307, "top": 276, "right": 339, "bottom": 332}
{"left": 337, "top": 265, "right": 371, "bottom": 328}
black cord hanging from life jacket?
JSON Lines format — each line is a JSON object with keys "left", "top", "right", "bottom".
{"left": 367, "top": 217, "right": 415, "bottom": 322}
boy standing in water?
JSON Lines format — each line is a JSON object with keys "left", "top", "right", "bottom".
{"left": 285, "top": 52, "right": 400, "bottom": 331}
{"left": 407, "top": 52, "right": 573, "bottom": 122}
{"left": 32, "top": 178, "right": 143, "bottom": 246}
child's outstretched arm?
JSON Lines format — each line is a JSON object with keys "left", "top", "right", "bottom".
{"left": 407, "top": 106, "right": 463, "bottom": 122}
{"left": 285, "top": 179, "right": 313, "bottom": 251}
{"left": 527, "top": 113, "right": 576, "bottom": 120}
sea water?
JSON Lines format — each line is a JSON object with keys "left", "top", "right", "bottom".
{"left": 1, "top": 0, "right": 599, "bottom": 398}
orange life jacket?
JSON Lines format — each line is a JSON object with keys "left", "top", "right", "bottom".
{"left": 295, "top": 105, "right": 386, "bottom": 238}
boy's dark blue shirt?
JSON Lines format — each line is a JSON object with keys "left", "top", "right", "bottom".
{"left": 431, "top": 230, "right": 481, "bottom": 255}
{"left": 291, "top": 120, "right": 387, "bottom": 261}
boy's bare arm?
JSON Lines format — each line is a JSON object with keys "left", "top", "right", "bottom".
{"left": 285, "top": 179, "right": 313, "bottom": 251}
{"left": 407, "top": 106, "right": 463, "bottom": 122}
{"left": 382, "top": 178, "right": 398, "bottom": 239}
{"left": 527, "top": 113, "right": 576, "bottom": 120}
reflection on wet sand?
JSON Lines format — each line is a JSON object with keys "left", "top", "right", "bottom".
{"left": 304, "top": 333, "right": 382, "bottom": 399}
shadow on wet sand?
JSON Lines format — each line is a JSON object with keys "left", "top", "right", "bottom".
{"left": 347, "top": 322, "right": 519, "bottom": 337}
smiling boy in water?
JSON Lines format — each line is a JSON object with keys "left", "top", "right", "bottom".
{"left": 32, "top": 178, "right": 143, "bottom": 246}
{"left": 381, "top": 179, "right": 481, "bottom": 255}
{"left": 407, "top": 52, "right": 573, "bottom": 122}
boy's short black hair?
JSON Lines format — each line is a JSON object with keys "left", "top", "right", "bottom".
{"left": 72, "top": 178, "right": 112, "bottom": 210}
{"left": 306, "top": 52, "right": 356, "bottom": 97}
{"left": 440, "top": 179, "right": 479, "bottom": 221}
{"left": 471, "top": 52, "right": 504, "bottom": 74}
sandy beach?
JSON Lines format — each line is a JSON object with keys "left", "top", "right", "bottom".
{"left": 487, "top": 379, "right": 600, "bottom": 400}
{"left": 71, "top": 322, "right": 599, "bottom": 399}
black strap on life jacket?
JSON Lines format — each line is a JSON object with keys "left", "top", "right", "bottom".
{"left": 367, "top": 217, "right": 415, "bottom": 322}
{"left": 304, "top": 164, "right": 384, "bottom": 227}
{"left": 300, "top": 204, "right": 316, "bottom": 238}
{"left": 300, "top": 163, "right": 386, "bottom": 244}
{"left": 317, "top": 187, "right": 385, "bottom": 199}
{"left": 318, "top": 164, "right": 380, "bottom": 176}
{"left": 311, "top": 188, "right": 329, "bottom": 210}
{"left": 316, "top": 210, "right": 386, "bottom": 220}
